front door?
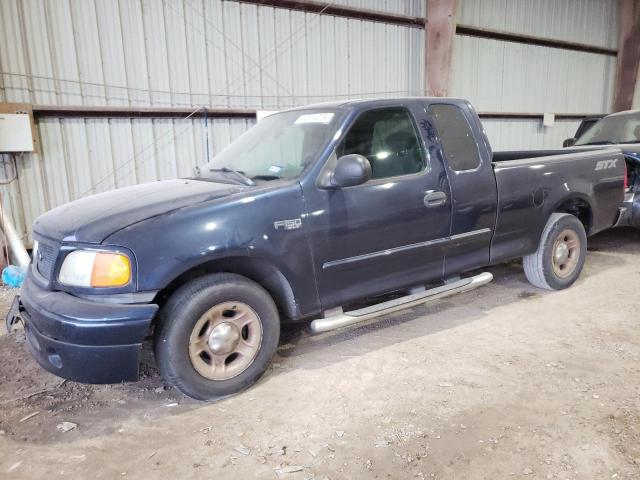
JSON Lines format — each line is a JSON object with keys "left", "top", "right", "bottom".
{"left": 303, "top": 105, "right": 452, "bottom": 309}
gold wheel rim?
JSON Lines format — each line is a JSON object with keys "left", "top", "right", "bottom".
{"left": 188, "top": 301, "right": 263, "bottom": 381}
{"left": 551, "top": 229, "right": 580, "bottom": 278}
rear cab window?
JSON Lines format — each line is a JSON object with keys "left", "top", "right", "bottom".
{"left": 428, "top": 104, "right": 482, "bottom": 172}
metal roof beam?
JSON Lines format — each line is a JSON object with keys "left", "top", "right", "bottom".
{"left": 30, "top": 104, "right": 603, "bottom": 121}
{"left": 456, "top": 25, "right": 617, "bottom": 56}
{"left": 32, "top": 105, "right": 257, "bottom": 119}
{"left": 230, "top": 0, "right": 424, "bottom": 28}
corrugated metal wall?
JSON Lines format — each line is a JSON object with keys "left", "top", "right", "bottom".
{"left": 481, "top": 118, "right": 582, "bottom": 151}
{"left": 453, "top": 0, "right": 618, "bottom": 155}
{"left": 0, "top": 0, "right": 424, "bottom": 108}
{"left": 0, "top": 0, "right": 424, "bottom": 243}
{"left": 0, "top": 0, "right": 621, "bottom": 243}
{"left": 451, "top": 36, "right": 616, "bottom": 114}
{"left": 456, "top": 0, "right": 618, "bottom": 48}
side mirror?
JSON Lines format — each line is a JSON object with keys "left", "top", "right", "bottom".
{"left": 563, "top": 138, "right": 576, "bottom": 148}
{"left": 329, "top": 154, "right": 372, "bottom": 188}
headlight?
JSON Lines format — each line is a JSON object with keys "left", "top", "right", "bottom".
{"left": 58, "top": 250, "right": 131, "bottom": 288}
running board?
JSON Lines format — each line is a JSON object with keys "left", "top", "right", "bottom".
{"left": 309, "top": 272, "right": 493, "bottom": 334}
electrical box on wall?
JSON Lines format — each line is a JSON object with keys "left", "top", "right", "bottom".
{"left": 0, "top": 113, "right": 34, "bottom": 152}
{"left": 0, "top": 103, "right": 39, "bottom": 153}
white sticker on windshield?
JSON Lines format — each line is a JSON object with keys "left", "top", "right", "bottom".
{"left": 295, "top": 113, "right": 334, "bottom": 124}
{"left": 268, "top": 165, "right": 283, "bottom": 173}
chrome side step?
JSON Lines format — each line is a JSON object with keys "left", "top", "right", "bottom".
{"left": 310, "top": 272, "right": 493, "bottom": 334}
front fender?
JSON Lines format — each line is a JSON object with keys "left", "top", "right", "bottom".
{"left": 104, "top": 183, "right": 321, "bottom": 317}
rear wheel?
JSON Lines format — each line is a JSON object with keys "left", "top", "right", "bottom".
{"left": 154, "top": 273, "right": 280, "bottom": 400}
{"left": 523, "top": 213, "right": 587, "bottom": 290}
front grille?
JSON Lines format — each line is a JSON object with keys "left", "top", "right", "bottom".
{"left": 35, "top": 241, "right": 58, "bottom": 280}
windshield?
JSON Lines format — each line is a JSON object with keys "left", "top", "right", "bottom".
{"left": 199, "top": 109, "right": 340, "bottom": 183}
{"left": 575, "top": 112, "right": 640, "bottom": 145}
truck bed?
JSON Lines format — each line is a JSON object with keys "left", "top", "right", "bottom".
{"left": 489, "top": 147, "right": 625, "bottom": 264}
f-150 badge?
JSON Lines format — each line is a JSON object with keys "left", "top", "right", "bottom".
{"left": 595, "top": 159, "right": 618, "bottom": 170}
{"left": 274, "top": 218, "right": 302, "bottom": 231}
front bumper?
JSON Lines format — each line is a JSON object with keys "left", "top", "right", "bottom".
{"left": 10, "top": 274, "right": 158, "bottom": 383}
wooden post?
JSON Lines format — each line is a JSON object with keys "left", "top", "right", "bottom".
{"left": 613, "top": 0, "right": 640, "bottom": 112}
{"left": 425, "top": 0, "right": 457, "bottom": 96}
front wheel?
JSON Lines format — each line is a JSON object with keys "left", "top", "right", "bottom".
{"left": 523, "top": 213, "right": 587, "bottom": 290}
{"left": 154, "top": 273, "right": 280, "bottom": 400}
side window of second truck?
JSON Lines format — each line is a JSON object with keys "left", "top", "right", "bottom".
{"left": 428, "top": 104, "right": 481, "bottom": 172}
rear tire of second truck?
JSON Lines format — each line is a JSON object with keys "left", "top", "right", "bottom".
{"left": 523, "top": 213, "right": 587, "bottom": 291}
{"left": 153, "top": 273, "right": 280, "bottom": 401}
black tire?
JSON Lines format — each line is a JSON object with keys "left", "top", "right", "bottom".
{"left": 523, "top": 213, "right": 587, "bottom": 290}
{"left": 154, "top": 273, "right": 280, "bottom": 400}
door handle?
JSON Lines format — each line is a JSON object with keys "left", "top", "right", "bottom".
{"left": 424, "top": 191, "right": 447, "bottom": 208}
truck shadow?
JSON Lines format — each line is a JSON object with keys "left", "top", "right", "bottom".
{"left": 278, "top": 227, "right": 635, "bottom": 362}
{"left": 0, "top": 227, "right": 633, "bottom": 445}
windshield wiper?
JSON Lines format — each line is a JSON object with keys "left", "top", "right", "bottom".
{"left": 251, "top": 175, "right": 281, "bottom": 181}
{"left": 209, "top": 167, "right": 255, "bottom": 186}
{"left": 579, "top": 140, "right": 616, "bottom": 145}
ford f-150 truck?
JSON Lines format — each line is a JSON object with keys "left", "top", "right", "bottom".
{"left": 7, "top": 98, "right": 625, "bottom": 400}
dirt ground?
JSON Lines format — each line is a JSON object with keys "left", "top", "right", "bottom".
{"left": 0, "top": 228, "right": 639, "bottom": 479}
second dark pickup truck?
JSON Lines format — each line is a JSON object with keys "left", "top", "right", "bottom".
{"left": 9, "top": 98, "right": 625, "bottom": 400}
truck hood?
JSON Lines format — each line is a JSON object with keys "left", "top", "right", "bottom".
{"left": 33, "top": 179, "right": 244, "bottom": 243}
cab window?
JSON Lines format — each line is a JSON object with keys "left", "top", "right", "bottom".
{"left": 336, "top": 108, "right": 426, "bottom": 180}
{"left": 428, "top": 104, "right": 481, "bottom": 171}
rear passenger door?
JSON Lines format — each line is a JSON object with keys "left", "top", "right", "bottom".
{"left": 426, "top": 103, "right": 497, "bottom": 276}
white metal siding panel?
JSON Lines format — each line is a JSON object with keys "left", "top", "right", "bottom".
{"left": 203, "top": 0, "right": 230, "bottom": 107}
{"left": 36, "top": 119, "right": 70, "bottom": 209}
{"left": 1, "top": 116, "right": 254, "bottom": 244}
{"left": 481, "top": 118, "right": 582, "bottom": 151}
{"left": 69, "top": 0, "right": 107, "bottom": 105}
{"left": 142, "top": 0, "right": 172, "bottom": 106}
{"left": 21, "top": 0, "right": 57, "bottom": 105}
{"left": 118, "top": 0, "right": 151, "bottom": 106}
{"left": 450, "top": 35, "right": 616, "bottom": 114}
{"left": 240, "top": 4, "right": 263, "bottom": 108}
{"left": 183, "top": 0, "right": 210, "bottom": 108}
{"left": 0, "top": 0, "right": 31, "bottom": 103}
{"left": 108, "top": 119, "right": 138, "bottom": 188}
{"left": 94, "top": 1, "right": 130, "bottom": 106}
{"left": 456, "top": 0, "right": 619, "bottom": 49}
{"left": 44, "top": 0, "right": 83, "bottom": 105}
{"left": 1, "top": 0, "right": 424, "bottom": 108}
{"left": 164, "top": 1, "right": 192, "bottom": 108}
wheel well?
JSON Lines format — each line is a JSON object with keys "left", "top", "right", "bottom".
{"left": 154, "top": 257, "right": 298, "bottom": 321}
{"left": 555, "top": 197, "right": 592, "bottom": 234}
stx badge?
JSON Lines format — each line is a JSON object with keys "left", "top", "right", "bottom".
{"left": 274, "top": 218, "right": 302, "bottom": 231}
{"left": 595, "top": 159, "right": 618, "bottom": 170}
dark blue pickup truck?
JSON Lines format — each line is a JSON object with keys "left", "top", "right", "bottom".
{"left": 8, "top": 98, "right": 625, "bottom": 400}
